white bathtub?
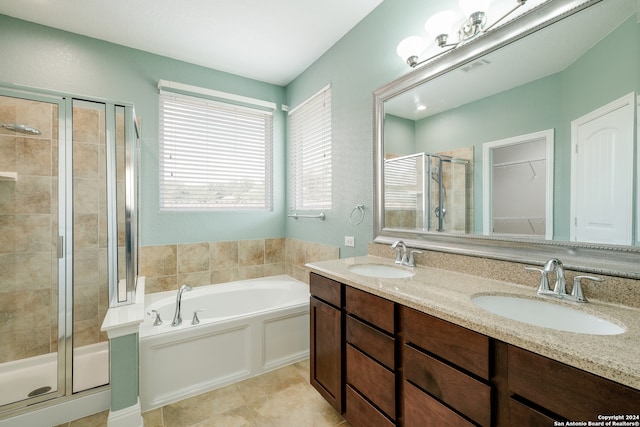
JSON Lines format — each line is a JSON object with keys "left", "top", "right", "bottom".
{"left": 139, "top": 275, "right": 310, "bottom": 411}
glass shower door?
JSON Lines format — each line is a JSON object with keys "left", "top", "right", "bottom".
{"left": 70, "top": 99, "right": 110, "bottom": 393}
{"left": 0, "top": 93, "right": 65, "bottom": 408}
{"left": 433, "top": 157, "right": 469, "bottom": 234}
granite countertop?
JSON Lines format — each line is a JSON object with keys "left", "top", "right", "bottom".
{"left": 306, "top": 255, "right": 640, "bottom": 390}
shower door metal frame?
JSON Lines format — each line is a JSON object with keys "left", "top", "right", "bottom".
{"left": 432, "top": 155, "right": 469, "bottom": 233}
{"left": 0, "top": 84, "right": 139, "bottom": 419}
{"left": 0, "top": 88, "right": 69, "bottom": 412}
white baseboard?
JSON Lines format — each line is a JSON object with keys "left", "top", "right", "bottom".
{"left": 107, "top": 399, "right": 143, "bottom": 427}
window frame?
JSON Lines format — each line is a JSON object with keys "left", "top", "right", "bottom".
{"left": 158, "top": 83, "right": 275, "bottom": 212}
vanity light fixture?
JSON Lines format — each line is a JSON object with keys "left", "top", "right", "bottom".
{"left": 397, "top": 0, "right": 528, "bottom": 68}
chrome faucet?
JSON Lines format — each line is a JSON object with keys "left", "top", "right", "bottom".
{"left": 391, "top": 240, "right": 421, "bottom": 267}
{"left": 526, "top": 258, "right": 604, "bottom": 302}
{"left": 543, "top": 258, "right": 566, "bottom": 295}
{"left": 391, "top": 240, "right": 407, "bottom": 265}
{"left": 171, "top": 284, "right": 193, "bottom": 326}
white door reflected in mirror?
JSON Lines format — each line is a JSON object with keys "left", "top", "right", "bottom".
{"left": 571, "top": 92, "right": 635, "bottom": 246}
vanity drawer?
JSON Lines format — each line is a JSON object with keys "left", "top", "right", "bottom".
{"left": 403, "top": 380, "right": 475, "bottom": 427}
{"left": 403, "top": 344, "right": 491, "bottom": 426}
{"left": 508, "top": 345, "right": 640, "bottom": 420}
{"left": 346, "top": 314, "right": 395, "bottom": 369}
{"left": 345, "top": 385, "right": 395, "bottom": 427}
{"left": 509, "top": 398, "right": 558, "bottom": 426}
{"left": 401, "top": 306, "right": 489, "bottom": 380}
{"left": 346, "top": 344, "right": 396, "bottom": 419}
{"left": 310, "top": 273, "right": 342, "bottom": 308}
{"left": 345, "top": 286, "right": 394, "bottom": 334}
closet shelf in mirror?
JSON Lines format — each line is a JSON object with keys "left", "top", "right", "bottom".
{"left": 0, "top": 172, "right": 17, "bottom": 182}
{"left": 493, "top": 159, "right": 545, "bottom": 168}
{"left": 493, "top": 217, "right": 545, "bottom": 223}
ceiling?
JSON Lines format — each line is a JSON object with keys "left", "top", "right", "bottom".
{"left": 0, "top": 0, "right": 384, "bottom": 86}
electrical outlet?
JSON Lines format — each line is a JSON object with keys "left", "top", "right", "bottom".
{"left": 344, "top": 236, "right": 355, "bottom": 247}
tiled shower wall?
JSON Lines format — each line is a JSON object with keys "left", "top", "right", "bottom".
{"left": 0, "top": 100, "right": 119, "bottom": 364}
{"left": 71, "top": 104, "right": 114, "bottom": 348}
{"left": 140, "top": 238, "right": 340, "bottom": 294}
{"left": 0, "top": 96, "right": 58, "bottom": 363}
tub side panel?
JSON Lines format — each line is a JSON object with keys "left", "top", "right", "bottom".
{"left": 263, "top": 310, "right": 310, "bottom": 370}
{"left": 140, "top": 323, "right": 252, "bottom": 411}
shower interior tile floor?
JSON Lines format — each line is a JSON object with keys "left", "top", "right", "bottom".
{"left": 56, "top": 359, "right": 351, "bottom": 427}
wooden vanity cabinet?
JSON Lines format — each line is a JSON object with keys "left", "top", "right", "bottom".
{"left": 310, "top": 273, "right": 344, "bottom": 412}
{"left": 506, "top": 345, "right": 640, "bottom": 422}
{"left": 344, "top": 286, "right": 397, "bottom": 427}
{"left": 401, "top": 306, "right": 492, "bottom": 427}
{"left": 309, "top": 273, "right": 640, "bottom": 426}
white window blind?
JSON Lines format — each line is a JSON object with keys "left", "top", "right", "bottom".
{"left": 159, "top": 91, "right": 273, "bottom": 210}
{"left": 384, "top": 156, "right": 420, "bottom": 210}
{"left": 289, "top": 85, "right": 332, "bottom": 210}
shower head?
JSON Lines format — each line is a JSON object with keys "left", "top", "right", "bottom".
{"left": 1, "top": 123, "right": 41, "bottom": 135}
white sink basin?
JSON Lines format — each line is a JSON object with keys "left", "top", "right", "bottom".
{"left": 348, "top": 264, "right": 415, "bottom": 279}
{"left": 472, "top": 295, "right": 625, "bottom": 335}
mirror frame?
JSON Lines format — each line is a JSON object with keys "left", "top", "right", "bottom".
{"left": 374, "top": 0, "right": 640, "bottom": 279}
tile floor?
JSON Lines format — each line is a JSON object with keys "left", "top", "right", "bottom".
{"left": 57, "top": 359, "right": 350, "bottom": 427}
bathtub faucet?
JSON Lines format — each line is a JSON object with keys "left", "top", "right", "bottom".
{"left": 171, "top": 284, "right": 193, "bottom": 326}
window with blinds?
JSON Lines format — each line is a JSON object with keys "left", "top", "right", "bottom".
{"left": 384, "top": 155, "right": 420, "bottom": 210}
{"left": 159, "top": 91, "right": 273, "bottom": 210}
{"left": 288, "top": 85, "right": 332, "bottom": 210}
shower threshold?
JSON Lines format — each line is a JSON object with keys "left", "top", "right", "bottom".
{"left": 0, "top": 342, "right": 109, "bottom": 407}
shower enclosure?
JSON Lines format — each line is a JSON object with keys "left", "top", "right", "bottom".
{"left": 384, "top": 152, "right": 470, "bottom": 233}
{"left": 0, "top": 87, "right": 139, "bottom": 418}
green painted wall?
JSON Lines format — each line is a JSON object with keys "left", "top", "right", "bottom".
{"left": 384, "top": 114, "right": 416, "bottom": 156}
{"left": 0, "top": 14, "right": 287, "bottom": 247}
{"left": 109, "top": 334, "right": 139, "bottom": 411}
{"left": 285, "top": 0, "right": 452, "bottom": 257}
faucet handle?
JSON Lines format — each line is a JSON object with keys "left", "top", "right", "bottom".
{"left": 571, "top": 275, "right": 604, "bottom": 303}
{"left": 148, "top": 310, "right": 163, "bottom": 326}
{"left": 525, "top": 267, "right": 553, "bottom": 295}
{"left": 192, "top": 309, "right": 205, "bottom": 325}
{"left": 408, "top": 250, "right": 422, "bottom": 267}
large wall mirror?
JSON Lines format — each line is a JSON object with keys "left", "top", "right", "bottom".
{"left": 374, "top": 0, "right": 640, "bottom": 278}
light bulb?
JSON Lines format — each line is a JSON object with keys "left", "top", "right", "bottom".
{"left": 425, "top": 10, "right": 458, "bottom": 39}
{"left": 459, "top": 0, "right": 493, "bottom": 16}
{"left": 396, "top": 36, "right": 425, "bottom": 64}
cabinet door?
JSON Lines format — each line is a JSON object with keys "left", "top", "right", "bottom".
{"left": 508, "top": 345, "right": 640, "bottom": 420}
{"left": 310, "top": 296, "right": 343, "bottom": 412}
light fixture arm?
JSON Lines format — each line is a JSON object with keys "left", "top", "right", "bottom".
{"left": 485, "top": 0, "right": 527, "bottom": 33}
{"left": 408, "top": 46, "right": 457, "bottom": 68}
{"left": 400, "top": 0, "right": 529, "bottom": 68}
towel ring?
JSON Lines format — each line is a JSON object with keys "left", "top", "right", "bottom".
{"left": 349, "top": 204, "right": 365, "bottom": 225}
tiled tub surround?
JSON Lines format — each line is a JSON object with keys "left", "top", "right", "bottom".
{"left": 140, "top": 238, "right": 339, "bottom": 293}
{"left": 307, "top": 253, "right": 640, "bottom": 391}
